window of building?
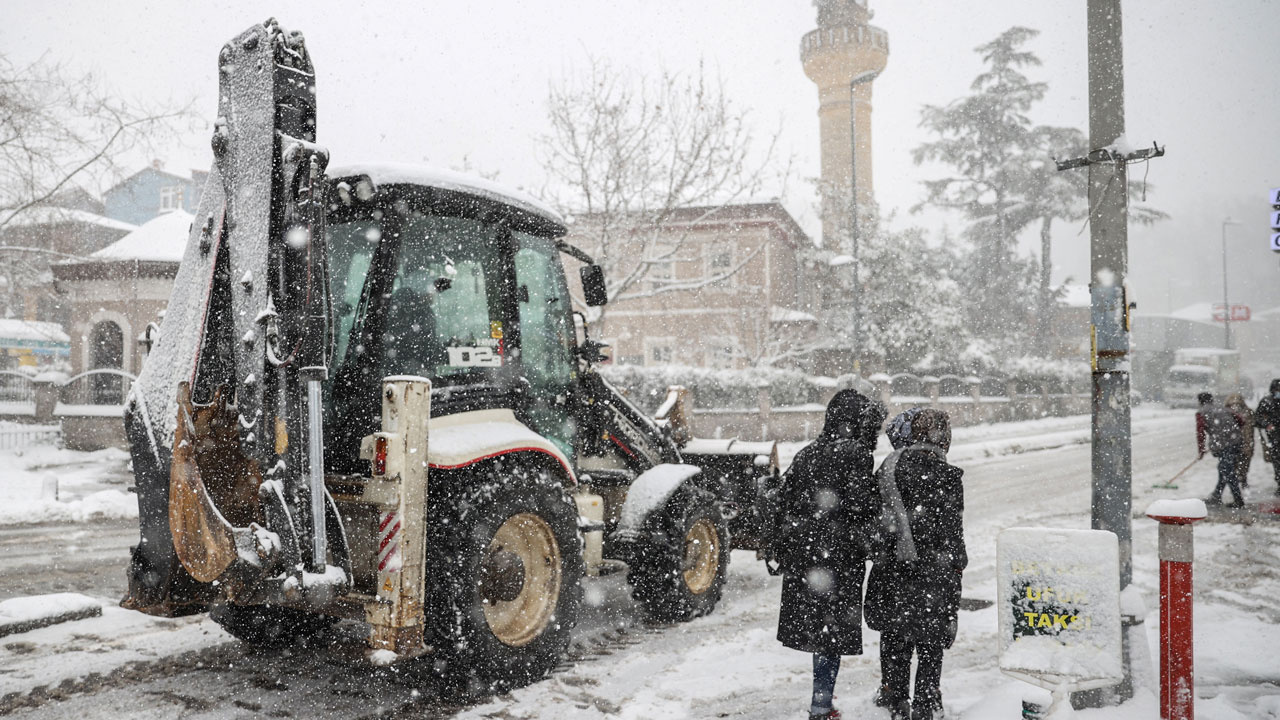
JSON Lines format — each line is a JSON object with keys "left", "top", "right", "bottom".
{"left": 646, "top": 244, "right": 676, "bottom": 290}
{"left": 645, "top": 337, "right": 675, "bottom": 366}
{"left": 703, "top": 335, "right": 740, "bottom": 369}
{"left": 159, "top": 185, "right": 183, "bottom": 212}
{"left": 704, "top": 241, "right": 736, "bottom": 286}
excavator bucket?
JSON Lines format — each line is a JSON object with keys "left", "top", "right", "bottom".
{"left": 169, "top": 383, "right": 263, "bottom": 583}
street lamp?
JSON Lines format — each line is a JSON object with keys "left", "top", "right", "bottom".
{"left": 1221, "top": 217, "right": 1241, "bottom": 349}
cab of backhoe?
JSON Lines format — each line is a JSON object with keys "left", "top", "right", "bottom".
{"left": 322, "top": 166, "right": 584, "bottom": 474}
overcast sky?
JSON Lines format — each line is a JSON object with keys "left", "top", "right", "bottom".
{"left": 5, "top": 0, "right": 1278, "bottom": 313}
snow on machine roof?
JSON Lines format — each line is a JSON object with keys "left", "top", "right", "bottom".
{"left": 327, "top": 162, "right": 566, "bottom": 235}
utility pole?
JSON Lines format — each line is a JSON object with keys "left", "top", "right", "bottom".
{"left": 1221, "top": 217, "right": 1241, "bottom": 349}
{"left": 1055, "top": 0, "right": 1164, "bottom": 707}
{"left": 1087, "top": 0, "right": 1132, "bottom": 592}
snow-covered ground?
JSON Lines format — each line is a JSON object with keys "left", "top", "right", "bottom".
{"left": 457, "top": 408, "right": 1280, "bottom": 720}
{"left": 0, "top": 432, "right": 135, "bottom": 525}
{"left": 1, "top": 408, "right": 1277, "bottom": 718}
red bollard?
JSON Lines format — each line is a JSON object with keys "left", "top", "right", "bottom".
{"left": 1145, "top": 499, "right": 1207, "bottom": 720}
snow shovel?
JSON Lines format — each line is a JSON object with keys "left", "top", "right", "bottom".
{"left": 1153, "top": 456, "right": 1201, "bottom": 490}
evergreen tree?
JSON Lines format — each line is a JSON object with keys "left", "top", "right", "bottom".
{"left": 804, "top": 209, "right": 969, "bottom": 373}
{"left": 914, "top": 27, "right": 1165, "bottom": 355}
{"left": 913, "top": 26, "right": 1046, "bottom": 349}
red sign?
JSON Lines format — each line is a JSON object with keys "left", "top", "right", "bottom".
{"left": 1212, "top": 304, "right": 1251, "bottom": 322}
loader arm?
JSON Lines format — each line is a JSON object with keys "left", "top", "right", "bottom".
{"left": 125, "top": 18, "right": 345, "bottom": 614}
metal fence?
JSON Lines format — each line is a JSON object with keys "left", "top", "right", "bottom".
{"left": 59, "top": 369, "right": 134, "bottom": 406}
{"left": 0, "top": 371, "right": 35, "bottom": 409}
{"left": 0, "top": 424, "right": 60, "bottom": 450}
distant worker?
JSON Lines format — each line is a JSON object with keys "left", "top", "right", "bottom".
{"left": 865, "top": 408, "right": 966, "bottom": 720}
{"left": 1224, "top": 393, "right": 1255, "bottom": 488}
{"left": 1255, "top": 379, "right": 1280, "bottom": 495}
{"left": 1196, "top": 392, "right": 1246, "bottom": 507}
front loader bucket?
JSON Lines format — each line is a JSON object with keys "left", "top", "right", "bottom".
{"left": 170, "top": 383, "right": 263, "bottom": 583}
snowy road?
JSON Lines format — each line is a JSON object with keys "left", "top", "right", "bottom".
{"left": 0, "top": 519, "right": 134, "bottom": 600}
{"left": 4, "top": 409, "right": 1278, "bottom": 719}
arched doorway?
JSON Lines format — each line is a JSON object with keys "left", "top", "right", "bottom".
{"left": 89, "top": 321, "right": 123, "bottom": 403}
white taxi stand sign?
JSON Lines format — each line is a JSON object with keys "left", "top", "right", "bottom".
{"left": 997, "top": 528, "right": 1123, "bottom": 716}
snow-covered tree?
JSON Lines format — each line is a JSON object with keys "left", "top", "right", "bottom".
{"left": 912, "top": 27, "right": 1047, "bottom": 349}
{"left": 802, "top": 208, "right": 969, "bottom": 374}
{"left": 537, "top": 57, "right": 784, "bottom": 317}
{"left": 914, "top": 27, "right": 1166, "bottom": 355}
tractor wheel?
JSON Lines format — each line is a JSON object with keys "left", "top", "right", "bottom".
{"left": 428, "top": 459, "right": 583, "bottom": 696}
{"left": 627, "top": 488, "right": 729, "bottom": 622}
{"left": 209, "top": 603, "right": 336, "bottom": 648}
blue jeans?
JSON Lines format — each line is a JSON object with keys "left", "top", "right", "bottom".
{"left": 811, "top": 653, "right": 840, "bottom": 714}
{"left": 1212, "top": 447, "right": 1244, "bottom": 504}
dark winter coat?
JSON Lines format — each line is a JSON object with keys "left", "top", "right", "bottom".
{"left": 1197, "top": 402, "right": 1244, "bottom": 457}
{"left": 774, "top": 390, "right": 880, "bottom": 655}
{"left": 1257, "top": 380, "right": 1280, "bottom": 458}
{"left": 864, "top": 447, "right": 967, "bottom": 648}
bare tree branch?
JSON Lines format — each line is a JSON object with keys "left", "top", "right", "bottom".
{"left": 537, "top": 56, "right": 787, "bottom": 320}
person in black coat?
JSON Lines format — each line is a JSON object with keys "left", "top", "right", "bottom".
{"left": 865, "top": 408, "right": 966, "bottom": 720}
{"left": 772, "top": 389, "right": 884, "bottom": 720}
{"left": 1256, "top": 379, "right": 1280, "bottom": 494}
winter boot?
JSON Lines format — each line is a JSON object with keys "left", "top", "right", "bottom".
{"left": 807, "top": 708, "right": 842, "bottom": 720}
{"left": 912, "top": 688, "right": 943, "bottom": 719}
{"left": 874, "top": 684, "right": 904, "bottom": 708}
{"left": 888, "top": 700, "right": 912, "bottom": 720}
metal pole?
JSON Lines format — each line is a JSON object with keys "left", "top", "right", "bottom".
{"left": 1083, "top": 0, "right": 1134, "bottom": 705}
{"left": 1221, "top": 218, "right": 1238, "bottom": 349}
{"left": 1222, "top": 220, "right": 1230, "bottom": 349}
{"left": 1147, "top": 505, "right": 1205, "bottom": 720}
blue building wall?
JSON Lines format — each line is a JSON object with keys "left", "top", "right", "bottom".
{"left": 103, "top": 167, "right": 205, "bottom": 225}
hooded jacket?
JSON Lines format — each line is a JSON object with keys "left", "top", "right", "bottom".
{"left": 864, "top": 409, "right": 967, "bottom": 648}
{"left": 774, "top": 389, "right": 880, "bottom": 655}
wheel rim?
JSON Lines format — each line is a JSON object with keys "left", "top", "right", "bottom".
{"left": 482, "top": 512, "right": 563, "bottom": 647}
{"left": 682, "top": 517, "right": 720, "bottom": 595}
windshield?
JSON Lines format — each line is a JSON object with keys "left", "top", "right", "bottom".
{"left": 324, "top": 188, "right": 521, "bottom": 472}
{"left": 328, "top": 202, "right": 511, "bottom": 386}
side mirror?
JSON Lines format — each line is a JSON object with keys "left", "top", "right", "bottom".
{"left": 580, "top": 264, "right": 608, "bottom": 307}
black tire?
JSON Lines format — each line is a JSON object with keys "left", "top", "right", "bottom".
{"left": 627, "top": 488, "right": 730, "bottom": 622}
{"left": 209, "top": 603, "right": 336, "bottom": 648}
{"left": 427, "top": 458, "right": 583, "bottom": 696}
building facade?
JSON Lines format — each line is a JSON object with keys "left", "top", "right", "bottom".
{"left": 51, "top": 211, "right": 188, "bottom": 379}
{"left": 0, "top": 203, "right": 135, "bottom": 329}
{"left": 573, "top": 202, "right": 816, "bottom": 369}
{"left": 102, "top": 161, "right": 207, "bottom": 226}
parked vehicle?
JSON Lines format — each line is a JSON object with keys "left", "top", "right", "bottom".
{"left": 1164, "top": 348, "right": 1243, "bottom": 408}
{"left": 121, "top": 19, "right": 774, "bottom": 694}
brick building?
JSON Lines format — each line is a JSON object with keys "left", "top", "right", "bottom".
{"left": 571, "top": 202, "right": 817, "bottom": 369}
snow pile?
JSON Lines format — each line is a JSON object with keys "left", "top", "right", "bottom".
{"left": 1144, "top": 498, "right": 1207, "bottom": 521}
{"left": 599, "top": 364, "right": 827, "bottom": 411}
{"left": 0, "top": 205, "right": 136, "bottom": 232}
{"left": 0, "top": 593, "right": 101, "bottom": 636}
{"left": 0, "top": 443, "right": 136, "bottom": 524}
{"left": 616, "top": 464, "right": 701, "bottom": 534}
{"left": 0, "top": 319, "right": 70, "bottom": 345}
